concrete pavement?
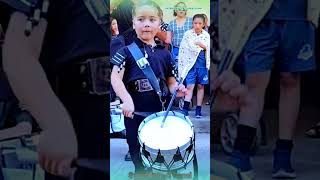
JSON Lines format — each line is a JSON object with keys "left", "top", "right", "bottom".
{"left": 213, "top": 108, "right": 320, "bottom": 180}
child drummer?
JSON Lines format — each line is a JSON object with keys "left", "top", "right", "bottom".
{"left": 110, "top": 0, "right": 187, "bottom": 175}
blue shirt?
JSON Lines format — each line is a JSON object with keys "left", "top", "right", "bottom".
{"left": 264, "top": 0, "right": 306, "bottom": 20}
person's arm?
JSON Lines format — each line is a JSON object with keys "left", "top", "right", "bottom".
{"left": 165, "top": 31, "right": 172, "bottom": 44}
{"left": 111, "top": 66, "right": 134, "bottom": 118}
{"left": 3, "top": 12, "right": 74, "bottom": 132}
{"left": 156, "top": 31, "right": 167, "bottom": 43}
{"left": 167, "top": 77, "right": 186, "bottom": 97}
{"left": 0, "top": 121, "right": 32, "bottom": 140}
{"left": 195, "top": 41, "right": 207, "bottom": 50}
{"left": 212, "top": 71, "right": 256, "bottom": 113}
{"left": 3, "top": 11, "right": 76, "bottom": 177}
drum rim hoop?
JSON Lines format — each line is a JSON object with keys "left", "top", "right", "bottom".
{"left": 137, "top": 111, "right": 195, "bottom": 154}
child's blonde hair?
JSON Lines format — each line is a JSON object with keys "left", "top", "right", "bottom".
{"left": 132, "top": 0, "right": 163, "bottom": 23}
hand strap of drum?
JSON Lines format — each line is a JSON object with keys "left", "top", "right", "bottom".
{"left": 127, "top": 42, "right": 165, "bottom": 110}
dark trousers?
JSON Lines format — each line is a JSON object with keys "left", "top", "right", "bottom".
{"left": 124, "top": 115, "right": 145, "bottom": 172}
{"left": 45, "top": 93, "right": 108, "bottom": 179}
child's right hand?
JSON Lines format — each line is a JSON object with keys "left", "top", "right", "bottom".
{"left": 212, "top": 71, "right": 255, "bottom": 112}
{"left": 121, "top": 100, "right": 135, "bottom": 118}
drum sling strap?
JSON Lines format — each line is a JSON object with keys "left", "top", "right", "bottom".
{"left": 127, "top": 42, "right": 166, "bottom": 111}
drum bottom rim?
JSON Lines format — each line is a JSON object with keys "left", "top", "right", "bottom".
{"left": 141, "top": 149, "right": 195, "bottom": 171}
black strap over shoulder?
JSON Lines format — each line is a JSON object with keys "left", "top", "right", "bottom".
{"left": 126, "top": 42, "right": 162, "bottom": 98}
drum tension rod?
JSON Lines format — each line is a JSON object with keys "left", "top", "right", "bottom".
{"left": 155, "top": 150, "right": 165, "bottom": 164}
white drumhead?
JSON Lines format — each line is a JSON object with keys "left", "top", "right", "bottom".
{"left": 139, "top": 115, "right": 193, "bottom": 150}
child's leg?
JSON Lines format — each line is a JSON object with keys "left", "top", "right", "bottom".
{"left": 195, "top": 68, "right": 208, "bottom": 117}
{"left": 183, "top": 84, "right": 195, "bottom": 116}
{"left": 229, "top": 19, "right": 278, "bottom": 173}
{"left": 124, "top": 115, "right": 145, "bottom": 173}
{"left": 195, "top": 84, "right": 204, "bottom": 117}
{"left": 185, "top": 84, "right": 195, "bottom": 102}
{"left": 277, "top": 20, "right": 315, "bottom": 141}
{"left": 241, "top": 72, "right": 270, "bottom": 128}
{"left": 196, "top": 84, "right": 204, "bottom": 106}
{"left": 278, "top": 73, "right": 300, "bottom": 140}
{"left": 183, "top": 68, "right": 196, "bottom": 116}
{"left": 272, "top": 21, "right": 315, "bottom": 178}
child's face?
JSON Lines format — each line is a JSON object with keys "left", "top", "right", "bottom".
{"left": 133, "top": 5, "right": 161, "bottom": 43}
{"left": 175, "top": 3, "right": 187, "bottom": 17}
{"left": 111, "top": 19, "right": 119, "bottom": 35}
{"left": 193, "top": 17, "right": 204, "bottom": 33}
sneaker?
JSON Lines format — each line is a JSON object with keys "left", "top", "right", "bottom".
{"left": 229, "top": 150, "right": 253, "bottom": 172}
{"left": 182, "top": 109, "right": 189, "bottom": 116}
{"left": 195, "top": 106, "right": 202, "bottom": 118}
{"left": 124, "top": 151, "right": 132, "bottom": 161}
{"left": 238, "top": 170, "right": 256, "bottom": 180}
{"left": 272, "top": 149, "right": 296, "bottom": 179}
{"left": 196, "top": 113, "right": 202, "bottom": 118}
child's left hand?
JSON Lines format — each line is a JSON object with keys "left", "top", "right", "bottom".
{"left": 175, "top": 83, "right": 187, "bottom": 97}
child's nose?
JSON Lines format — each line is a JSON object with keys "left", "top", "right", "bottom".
{"left": 144, "top": 20, "right": 152, "bottom": 27}
{"left": 144, "top": 23, "right": 150, "bottom": 27}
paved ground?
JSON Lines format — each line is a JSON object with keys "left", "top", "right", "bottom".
{"left": 213, "top": 108, "right": 320, "bottom": 180}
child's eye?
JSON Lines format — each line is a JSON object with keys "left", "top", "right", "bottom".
{"left": 137, "top": 18, "right": 144, "bottom": 21}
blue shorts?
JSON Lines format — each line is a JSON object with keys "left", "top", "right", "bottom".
{"left": 185, "top": 68, "right": 209, "bottom": 85}
{"left": 239, "top": 20, "right": 316, "bottom": 74}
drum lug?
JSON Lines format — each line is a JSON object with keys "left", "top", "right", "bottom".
{"left": 155, "top": 150, "right": 165, "bottom": 164}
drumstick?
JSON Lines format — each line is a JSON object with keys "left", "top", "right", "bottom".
{"left": 160, "top": 77, "right": 183, "bottom": 128}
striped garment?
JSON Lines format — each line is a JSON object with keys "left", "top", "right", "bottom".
{"left": 167, "top": 17, "right": 193, "bottom": 47}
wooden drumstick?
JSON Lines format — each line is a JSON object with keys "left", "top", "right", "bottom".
{"left": 160, "top": 77, "right": 184, "bottom": 128}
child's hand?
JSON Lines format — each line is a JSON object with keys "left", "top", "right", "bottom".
{"left": 194, "top": 41, "right": 206, "bottom": 49}
{"left": 121, "top": 99, "right": 135, "bottom": 118}
{"left": 175, "top": 83, "right": 187, "bottom": 97}
{"left": 213, "top": 71, "right": 255, "bottom": 112}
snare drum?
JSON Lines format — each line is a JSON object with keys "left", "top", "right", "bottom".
{"left": 138, "top": 111, "right": 195, "bottom": 171}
